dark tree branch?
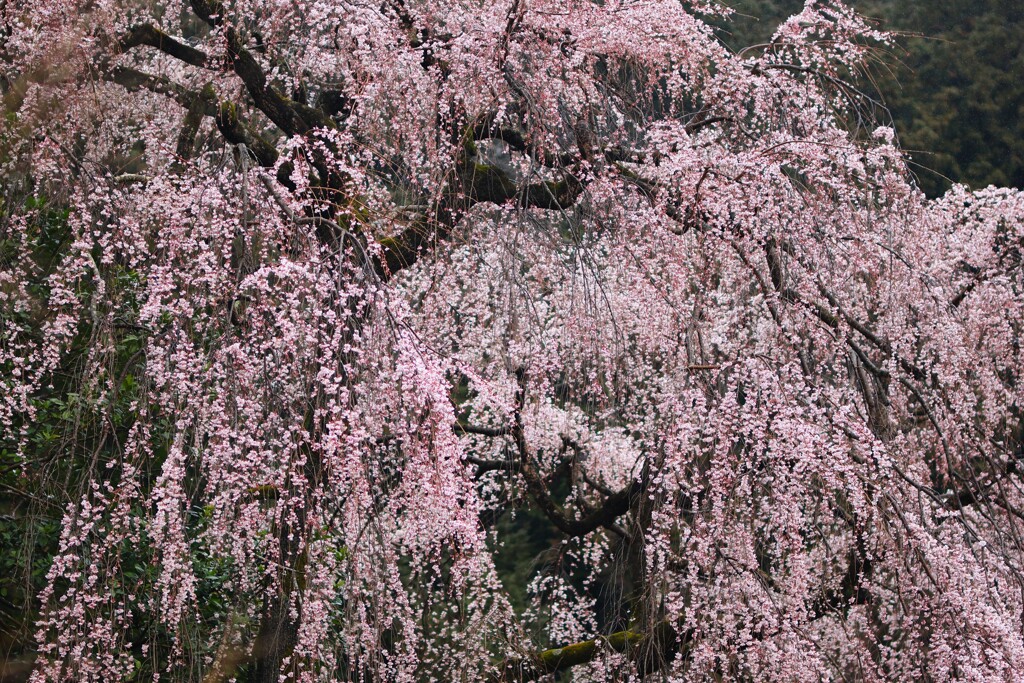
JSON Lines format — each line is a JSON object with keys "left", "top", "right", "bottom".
{"left": 765, "top": 240, "right": 928, "bottom": 383}
{"left": 465, "top": 454, "right": 516, "bottom": 474}
{"left": 373, "top": 159, "right": 585, "bottom": 281}
{"left": 214, "top": 100, "right": 280, "bottom": 168}
{"left": 375, "top": 223, "right": 436, "bottom": 280}
{"left": 176, "top": 84, "right": 215, "bottom": 160}
{"left": 182, "top": 0, "right": 331, "bottom": 136}
{"left": 459, "top": 161, "right": 583, "bottom": 210}
{"left": 385, "top": 0, "right": 452, "bottom": 72}
{"left": 470, "top": 111, "right": 731, "bottom": 172}
{"left": 222, "top": 27, "right": 329, "bottom": 135}
{"left": 111, "top": 3, "right": 609, "bottom": 289}
{"left": 103, "top": 67, "right": 292, "bottom": 183}
{"left": 509, "top": 373, "right": 646, "bottom": 537}
{"left": 120, "top": 24, "right": 210, "bottom": 68}
{"left": 188, "top": 0, "right": 226, "bottom": 26}
{"left": 106, "top": 66, "right": 213, "bottom": 113}
{"left": 471, "top": 114, "right": 575, "bottom": 168}
{"left": 456, "top": 421, "right": 512, "bottom": 437}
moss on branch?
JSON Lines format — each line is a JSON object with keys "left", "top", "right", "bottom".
{"left": 496, "top": 621, "right": 681, "bottom": 682}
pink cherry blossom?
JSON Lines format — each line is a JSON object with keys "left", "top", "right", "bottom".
{"left": 1, "top": 1, "right": 1023, "bottom": 681}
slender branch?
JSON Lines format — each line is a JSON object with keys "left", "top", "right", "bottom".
{"left": 767, "top": 240, "right": 929, "bottom": 384}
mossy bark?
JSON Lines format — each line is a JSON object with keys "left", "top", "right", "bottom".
{"left": 496, "top": 621, "right": 681, "bottom": 682}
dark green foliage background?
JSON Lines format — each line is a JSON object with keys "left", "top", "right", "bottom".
{"left": 717, "top": 0, "right": 1024, "bottom": 196}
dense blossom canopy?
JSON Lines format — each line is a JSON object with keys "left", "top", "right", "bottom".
{"left": 1, "top": 0, "right": 1023, "bottom": 681}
